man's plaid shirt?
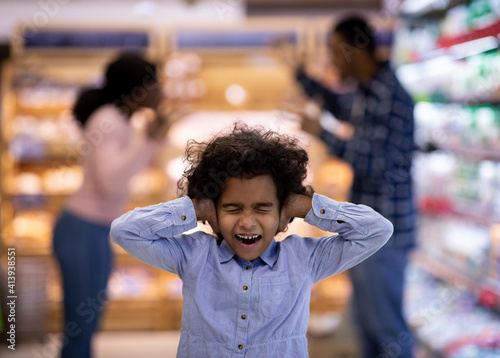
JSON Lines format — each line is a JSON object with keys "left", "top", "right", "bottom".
{"left": 296, "top": 62, "right": 417, "bottom": 248}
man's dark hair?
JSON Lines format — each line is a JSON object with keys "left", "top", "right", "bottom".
{"left": 332, "top": 16, "right": 376, "bottom": 58}
{"left": 178, "top": 124, "right": 312, "bottom": 210}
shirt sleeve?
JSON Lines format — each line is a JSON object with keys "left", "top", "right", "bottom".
{"left": 320, "top": 94, "right": 415, "bottom": 180}
{"left": 295, "top": 69, "right": 352, "bottom": 119}
{"left": 110, "top": 196, "right": 209, "bottom": 277}
{"left": 295, "top": 193, "right": 393, "bottom": 283}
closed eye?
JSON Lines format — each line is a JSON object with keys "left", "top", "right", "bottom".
{"left": 224, "top": 209, "right": 241, "bottom": 214}
{"left": 255, "top": 202, "right": 274, "bottom": 213}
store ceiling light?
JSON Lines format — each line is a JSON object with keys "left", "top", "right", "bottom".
{"left": 225, "top": 84, "right": 246, "bottom": 106}
{"left": 133, "top": 1, "right": 158, "bottom": 16}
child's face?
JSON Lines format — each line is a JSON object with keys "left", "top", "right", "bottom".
{"left": 217, "top": 175, "right": 280, "bottom": 261}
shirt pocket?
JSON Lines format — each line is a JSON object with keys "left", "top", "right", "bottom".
{"left": 258, "top": 274, "right": 292, "bottom": 318}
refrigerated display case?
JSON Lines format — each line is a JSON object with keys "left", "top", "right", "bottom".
{"left": 395, "top": 0, "right": 500, "bottom": 356}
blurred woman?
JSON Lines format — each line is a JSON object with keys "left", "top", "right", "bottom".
{"left": 52, "top": 53, "right": 169, "bottom": 358}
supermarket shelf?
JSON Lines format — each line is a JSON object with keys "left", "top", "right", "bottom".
{"left": 1, "top": 246, "right": 52, "bottom": 257}
{"left": 9, "top": 193, "right": 70, "bottom": 210}
{"left": 434, "top": 142, "right": 500, "bottom": 162}
{"left": 418, "top": 94, "right": 500, "bottom": 105}
{"left": 419, "top": 205, "right": 500, "bottom": 227}
{"left": 12, "top": 144, "right": 81, "bottom": 164}
{"left": 8, "top": 193, "right": 166, "bottom": 210}
{"left": 437, "top": 21, "right": 500, "bottom": 49}
{"left": 401, "top": 0, "right": 465, "bottom": 17}
{"left": 396, "top": 35, "right": 499, "bottom": 81}
{"left": 411, "top": 250, "right": 479, "bottom": 293}
{"left": 411, "top": 250, "right": 500, "bottom": 312}
{"left": 415, "top": 335, "right": 446, "bottom": 358}
{"left": 14, "top": 104, "right": 72, "bottom": 117}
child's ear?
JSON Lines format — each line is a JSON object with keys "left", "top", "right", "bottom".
{"left": 277, "top": 217, "right": 294, "bottom": 234}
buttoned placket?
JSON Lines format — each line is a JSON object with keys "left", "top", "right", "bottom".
{"left": 235, "top": 261, "right": 253, "bottom": 354}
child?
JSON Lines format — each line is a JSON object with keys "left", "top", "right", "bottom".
{"left": 110, "top": 125, "right": 393, "bottom": 357}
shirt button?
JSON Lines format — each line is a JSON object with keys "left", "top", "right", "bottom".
{"left": 242, "top": 285, "right": 248, "bottom": 291}
{"left": 246, "top": 266, "right": 251, "bottom": 270}
{"left": 241, "top": 314, "right": 247, "bottom": 320}
{"left": 181, "top": 215, "right": 187, "bottom": 221}
{"left": 320, "top": 209, "right": 325, "bottom": 214}
{"left": 238, "top": 344, "right": 244, "bottom": 350}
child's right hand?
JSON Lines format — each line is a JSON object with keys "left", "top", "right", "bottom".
{"left": 192, "top": 198, "right": 220, "bottom": 234}
{"left": 278, "top": 194, "right": 313, "bottom": 232}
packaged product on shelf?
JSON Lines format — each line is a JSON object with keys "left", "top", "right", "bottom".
{"left": 12, "top": 172, "right": 43, "bottom": 195}
{"left": 413, "top": 152, "right": 455, "bottom": 213}
{"left": 107, "top": 265, "right": 158, "bottom": 299}
{"left": 164, "top": 275, "right": 183, "bottom": 297}
{"left": 441, "top": 5, "right": 469, "bottom": 38}
{"left": 491, "top": 224, "right": 500, "bottom": 280}
{"left": 9, "top": 133, "right": 47, "bottom": 161}
{"left": 478, "top": 160, "right": 497, "bottom": 214}
{"left": 453, "top": 160, "right": 481, "bottom": 209}
{"left": 473, "top": 106, "right": 500, "bottom": 147}
{"left": 17, "top": 83, "right": 77, "bottom": 109}
{"left": 10, "top": 112, "right": 82, "bottom": 160}
{"left": 467, "top": 0, "right": 500, "bottom": 30}
{"left": 42, "top": 166, "right": 83, "bottom": 195}
{"left": 128, "top": 168, "right": 166, "bottom": 197}
{"left": 405, "top": 265, "right": 500, "bottom": 356}
{"left": 4, "top": 210, "right": 55, "bottom": 250}
{"left": 392, "top": 26, "right": 439, "bottom": 64}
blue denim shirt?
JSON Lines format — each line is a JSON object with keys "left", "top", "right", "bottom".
{"left": 110, "top": 194, "right": 393, "bottom": 357}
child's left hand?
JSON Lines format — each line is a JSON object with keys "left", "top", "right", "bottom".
{"left": 278, "top": 194, "right": 313, "bottom": 232}
{"left": 192, "top": 198, "right": 220, "bottom": 234}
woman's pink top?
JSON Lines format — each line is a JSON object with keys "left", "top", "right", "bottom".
{"left": 66, "top": 105, "right": 161, "bottom": 225}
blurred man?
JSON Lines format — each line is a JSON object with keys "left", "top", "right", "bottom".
{"left": 287, "top": 16, "right": 417, "bottom": 358}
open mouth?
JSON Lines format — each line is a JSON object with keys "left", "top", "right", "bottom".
{"left": 235, "top": 234, "right": 262, "bottom": 246}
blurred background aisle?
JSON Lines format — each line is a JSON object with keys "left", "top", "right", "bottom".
{"left": 0, "top": 1, "right": 499, "bottom": 358}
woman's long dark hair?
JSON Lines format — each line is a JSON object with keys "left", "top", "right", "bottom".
{"left": 73, "top": 52, "right": 158, "bottom": 127}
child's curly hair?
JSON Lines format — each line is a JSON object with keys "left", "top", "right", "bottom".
{"left": 177, "top": 124, "right": 312, "bottom": 209}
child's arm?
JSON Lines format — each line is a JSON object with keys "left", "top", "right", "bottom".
{"left": 110, "top": 196, "right": 214, "bottom": 276}
{"left": 283, "top": 193, "right": 393, "bottom": 282}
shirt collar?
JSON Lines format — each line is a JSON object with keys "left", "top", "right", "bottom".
{"left": 259, "top": 239, "right": 279, "bottom": 268}
{"left": 218, "top": 239, "right": 279, "bottom": 268}
{"left": 218, "top": 240, "right": 235, "bottom": 263}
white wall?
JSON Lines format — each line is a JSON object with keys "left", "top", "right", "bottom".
{"left": 0, "top": 0, "right": 246, "bottom": 43}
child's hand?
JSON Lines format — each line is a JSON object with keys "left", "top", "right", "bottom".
{"left": 278, "top": 194, "right": 313, "bottom": 232}
{"left": 192, "top": 198, "right": 220, "bottom": 234}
